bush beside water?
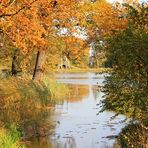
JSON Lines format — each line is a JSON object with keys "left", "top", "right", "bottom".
{"left": 117, "top": 124, "right": 148, "bottom": 148}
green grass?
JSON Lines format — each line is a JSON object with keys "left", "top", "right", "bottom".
{"left": 0, "top": 126, "right": 25, "bottom": 148}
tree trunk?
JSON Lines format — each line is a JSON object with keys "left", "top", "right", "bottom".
{"left": 32, "top": 50, "right": 45, "bottom": 80}
{"left": 12, "top": 49, "right": 21, "bottom": 76}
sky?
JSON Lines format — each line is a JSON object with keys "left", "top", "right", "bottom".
{"left": 107, "top": 0, "right": 148, "bottom": 3}
{"left": 107, "top": 0, "right": 123, "bottom": 3}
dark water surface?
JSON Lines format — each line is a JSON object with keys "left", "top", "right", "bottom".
{"left": 29, "top": 72, "right": 126, "bottom": 148}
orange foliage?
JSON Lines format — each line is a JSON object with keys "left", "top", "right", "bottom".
{"left": 0, "top": 0, "right": 127, "bottom": 52}
{"left": 0, "top": 0, "right": 80, "bottom": 53}
{"left": 63, "top": 36, "right": 89, "bottom": 65}
{"left": 92, "top": 1, "right": 127, "bottom": 36}
{"left": 78, "top": 0, "right": 127, "bottom": 39}
{"left": 0, "top": 0, "right": 129, "bottom": 70}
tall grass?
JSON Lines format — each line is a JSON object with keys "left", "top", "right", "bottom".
{"left": 0, "top": 75, "right": 68, "bottom": 138}
{"left": 41, "top": 76, "right": 69, "bottom": 103}
{"left": 0, "top": 126, "right": 25, "bottom": 148}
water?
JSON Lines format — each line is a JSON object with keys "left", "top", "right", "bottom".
{"left": 30, "top": 72, "right": 126, "bottom": 148}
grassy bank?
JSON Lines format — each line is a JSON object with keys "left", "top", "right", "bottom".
{"left": 0, "top": 126, "right": 25, "bottom": 148}
{"left": 53, "top": 67, "right": 112, "bottom": 73}
{"left": 0, "top": 75, "right": 69, "bottom": 146}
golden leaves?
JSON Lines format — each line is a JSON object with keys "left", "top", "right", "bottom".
{"left": 0, "top": 0, "right": 81, "bottom": 54}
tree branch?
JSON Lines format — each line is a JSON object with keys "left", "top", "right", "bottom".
{"left": 0, "top": 0, "right": 38, "bottom": 18}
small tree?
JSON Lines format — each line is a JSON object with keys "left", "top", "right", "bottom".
{"left": 103, "top": 3, "right": 148, "bottom": 125}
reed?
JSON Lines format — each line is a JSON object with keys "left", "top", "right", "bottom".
{"left": 0, "top": 126, "right": 25, "bottom": 148}
{"left": 0, "top": 75, "right": 68, "bottom": 138}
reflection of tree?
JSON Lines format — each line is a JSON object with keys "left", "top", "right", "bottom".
{"left": 28, "top": 137, "right": 52, "bottom": 148}
{"left": 46, "top": 136, "right": 76, "bottom": 148}
{"left": 66, "top": 84, "right": 101, "bottom": 103}
{"left": 67, "top": 85, "right": 89, "bottom": 103}
{"left": 64, "top": 137, "right": 76, "bottom": 148}
{"left": 92, "top": 85, "right": 101, "bottom": 101}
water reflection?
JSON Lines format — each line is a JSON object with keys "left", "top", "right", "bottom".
{"left": 56, "top": 72, "right": 105, "bottom": 85}
{"left": 28, "top": 137, "right": 52, "bottom": 148}
{"left": 66, "top": 85, "right": 89, "bottom": 103}
{"left": 29, "top": 72, "right": 126, "bottom": 148}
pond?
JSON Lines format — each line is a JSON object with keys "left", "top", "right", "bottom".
{"left": 29, "top": 72, "right": 126, "bottom": 148}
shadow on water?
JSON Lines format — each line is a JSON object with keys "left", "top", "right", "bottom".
{"left": 29, "top": 72, "right": 126, "bottom": 148}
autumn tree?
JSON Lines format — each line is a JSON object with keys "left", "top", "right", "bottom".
{"left": 0, "top": 0, "right": 46, "bottom": 78}
{"left": 62, "top": 36, "right": 89, "bottom": 67}
{"left": 0, "top": 0, "right": 82, "bottom": 79}
{"left": 0, "top": 0, "right": 130, "bottom": 75}
{"left": 76, "top": 0, "right": 127, "bottom": 67}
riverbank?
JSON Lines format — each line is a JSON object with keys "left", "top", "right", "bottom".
{"left": 117, "top": 123, "right": 148, "bottom": 147}
{"left": 53, "top": 67, "right": 112, "bottom": 73}
{"left": 0, "top": 126, "right": 25, "bottom": 148}
{"left": 0, "top": 75, "right": 69, "bottom": 147}
{"left": 1, "top": 71, "right": 147, "bottom": 148}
